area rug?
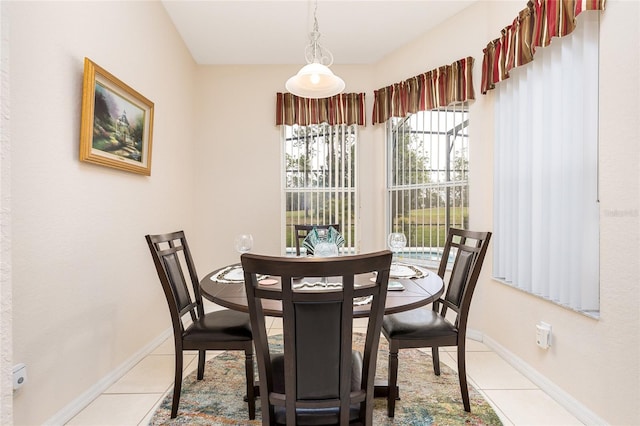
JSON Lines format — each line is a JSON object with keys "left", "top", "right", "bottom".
{"left": 150, "top": 334, "right": 502, "bottom": 425}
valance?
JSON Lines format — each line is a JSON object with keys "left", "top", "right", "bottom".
{"left": 275, "top": 92, "right": 366, "bottom": 126}
{"left": 481, "top": 0, "right": 606, "bottom": 94}
{"left": 372, "top": 57, "right": 475, "bottom": 125}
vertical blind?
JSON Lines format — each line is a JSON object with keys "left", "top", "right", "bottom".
{"left": 373, "top": 57, "right": 474, "bottom": 265}
{"left": 278, "top": 93, "right": 364, "bottom": 255}
{"left": 493, "top": 14, "right": 599, "bottom": 314}
{"left": 387, "top": 104, "right": 469, "bottom": 264}
{"left": 283, "top": 124, "right": 357, "bottom": 255}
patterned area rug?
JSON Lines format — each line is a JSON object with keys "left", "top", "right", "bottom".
{"left": 150, "top": 334, "right": 502, "bottom": 425}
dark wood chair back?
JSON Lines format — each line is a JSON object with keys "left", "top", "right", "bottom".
{"left": 241, "top": 250, "right": 392, "bottom": 425}
{"left": 294, "top": 224, "right": 341, "bottom": 256}
{"left": 146, "top": 231, "right": 255, "bottom": 419}
{"left": 146, "top": 231, "right": 204, "bottom": 329}
{"left": 381, "top": 227, "right": 491, "bottom": 416}
{"left": 434, "top": 228, "right": 492, "bottom": 335}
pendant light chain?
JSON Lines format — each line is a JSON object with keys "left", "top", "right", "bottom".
{"left": 305, "top": 0, "right": 333, "bottom": 67}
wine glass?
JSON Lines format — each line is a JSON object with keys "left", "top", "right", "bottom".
{"left": 387, "top": 232, "right": 407, "bottom": 275}
{"left": 234, "top": 234, "right": 253, "bottom": 255}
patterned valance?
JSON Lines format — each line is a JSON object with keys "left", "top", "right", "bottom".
{"left": 372, "top": 57, "right": 475, "bottom": 125}
{"left": 275, "top": 92, "right": 366, "bottom": 126}
{"left": 481, "top": 0, "right": 606, "bottom": 94}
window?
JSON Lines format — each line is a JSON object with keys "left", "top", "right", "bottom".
{"left": 386, "top": 103, "right": 469, "bottom": 265}
{"left": 492, "top": 14, "right": 599, "bottom": 315}
{"left": 283, "top": 123, "right": 357, "bottom": 255}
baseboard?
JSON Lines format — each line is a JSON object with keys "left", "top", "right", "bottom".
{"left": 466, "top": 328, "right": 483, "bottom": 342}
{"left": 44, "top": 328, "right": 172, "bottom": 426}
{"left": 474, "top": 330, "right": 607, "bottom": 426}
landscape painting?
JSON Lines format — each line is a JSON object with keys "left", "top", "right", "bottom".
{"left": 79, "top": 58, "right": 154, "bottom": 175}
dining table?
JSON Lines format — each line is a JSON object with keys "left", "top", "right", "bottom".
{"left": 199, "top": 260, "right": 444, "bottom": 400}
{"left": 199, "top": 261, "right": 444, "bottom": 318}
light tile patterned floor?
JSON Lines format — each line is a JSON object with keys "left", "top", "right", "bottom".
{"left": 66, "top": 318, "right": 583, "bottom": 425}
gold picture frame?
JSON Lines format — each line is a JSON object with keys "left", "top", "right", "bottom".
{"left": 79, "top": 58, "right": 154, "bottom": 175}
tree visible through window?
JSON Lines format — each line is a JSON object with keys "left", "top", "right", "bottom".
{"left": 283, "top": 123, "right": 357, "bottom": 255}
{"left": 387, "top": 104, "right": 469, "bottom": 264}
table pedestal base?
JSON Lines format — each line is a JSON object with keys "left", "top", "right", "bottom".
{"left": 373, "top": 379, "right": 399, "bottom": 399}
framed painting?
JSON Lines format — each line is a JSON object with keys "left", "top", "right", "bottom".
{"left": 79, "top": 58, "right": 154, "bottom": 175}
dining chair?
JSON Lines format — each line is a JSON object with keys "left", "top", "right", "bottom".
{"left": 145, "top": 231, "right": 255, "bottom": 419}
{"left": 241, "top": 250, "right": 392, "bottom": 425}
{"left": 381, "top": 228, "right": 491, "bottom": 416}
{"left": 294, "top": 223, "right": 341, "bottom": 256}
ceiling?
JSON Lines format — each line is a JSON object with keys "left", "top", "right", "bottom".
{"left": 161, "top": 0, "right": 478, "bottom": 65}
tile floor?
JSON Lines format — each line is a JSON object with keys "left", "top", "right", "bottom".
{"left": 66, "top": 317, "right": 584, "bottom": 425}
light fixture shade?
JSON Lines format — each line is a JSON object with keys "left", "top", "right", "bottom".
{"left": 285, "top": 62, "right": 345, "bottom": 99}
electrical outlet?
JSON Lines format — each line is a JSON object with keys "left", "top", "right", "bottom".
{"left": 13, "top": 363, "right": 27, "bottom": 390}
{"left": 536, "top": 322, "right": 552, "bottom": 349}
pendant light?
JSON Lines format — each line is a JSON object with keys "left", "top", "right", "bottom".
{"left": 285, "top": 0, "right": 345, "bottom": 99}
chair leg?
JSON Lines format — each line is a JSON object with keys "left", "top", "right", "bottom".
{"left": 457, "top": 347, "right": 471, "bottom": 412}
{"left": 387, "top": 344, "right": 399, "bottom": 417}
{"left": 432, "top": 346, "right": 441, "bottom": 376}
{"left": 364, "top": 394, "right": 374, "bottom": 426}
{"left": 197, "top": 350, "right": 206, "bottom": 380}
{"left": 245, "top": 350, "right": 256, "bottom": 420}
{"left": 171, "top": 352, "right": 184, "bottom": 418}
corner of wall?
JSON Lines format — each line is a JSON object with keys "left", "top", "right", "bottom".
{"left": 0, "top": 1, "right": 13, "bottom": 423}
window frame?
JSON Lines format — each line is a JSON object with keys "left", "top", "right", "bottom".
{"left": 385, "top": 104, "right": 470, "bottom": 267}
{"left": 281, "top": 123, "right": 358, "bottom": 256}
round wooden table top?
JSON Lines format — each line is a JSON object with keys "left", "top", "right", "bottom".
{"left": 200, "top": 263, "right": 444, "bottom": 318}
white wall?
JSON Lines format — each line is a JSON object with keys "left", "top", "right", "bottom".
{"left": 7, "top": 1, "right": 198, "bottom": 424}
{"left": 189, "top": 64, "right": 379, "bottom": 270}
{"left": 4, "top": 0, "right": 638, "bottom": 424}
{"left": 1, "top": 1, "right": 13, "bottom": 423}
